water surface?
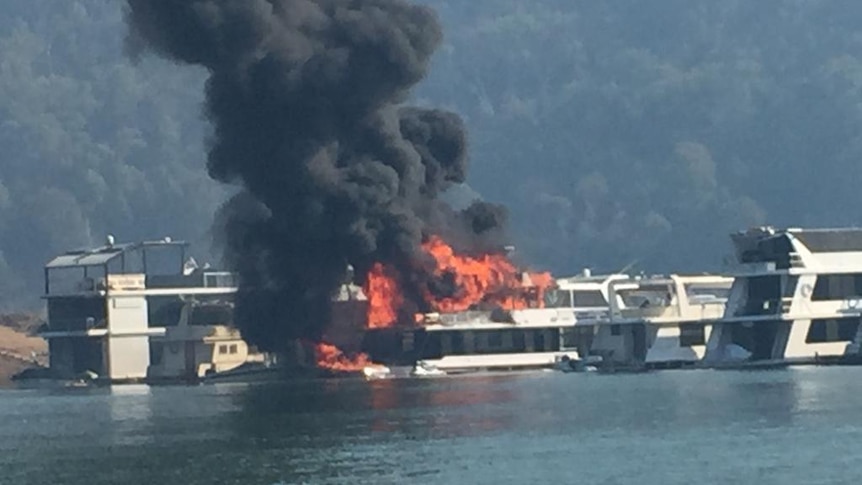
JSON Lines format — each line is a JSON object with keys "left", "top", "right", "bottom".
{"left": 1, "top": 367, "right": 860, "bottom": 484}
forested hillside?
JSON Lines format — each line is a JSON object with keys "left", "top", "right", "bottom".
{"left": 0, "top": 1, "right": 220, "bottom": 308}
{"left": 4, "top": 0, "right": 862, "bottom": 308}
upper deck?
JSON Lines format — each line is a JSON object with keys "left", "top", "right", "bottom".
{"left": 414, "top": 271, "right": 631, "bottom": 331}
{"left": 43, "top": 236, "right": 236, "bottom": 297}
{"left": 609, "top": 274, "right": 732, "bottom": 324}
{"left": 730, "top": 226, "right": 862, "bottom": 276}
{"left": 543, "top": 270, "right": 631, "bottom": 318}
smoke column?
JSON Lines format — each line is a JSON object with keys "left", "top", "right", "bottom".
{"left": 125, "top": 0, "right": 508, "bottom": 351}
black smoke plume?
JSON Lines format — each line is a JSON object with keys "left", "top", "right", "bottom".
{"left": 125, "top": 0, "right": 508, "bottom": 351}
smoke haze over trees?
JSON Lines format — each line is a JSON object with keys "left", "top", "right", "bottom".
{"left": 4, "top": 0, "right": 862, "bottom": 309}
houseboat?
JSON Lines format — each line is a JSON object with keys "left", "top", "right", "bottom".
{"left": 704, "top": 226, "right": 862, "bottom": 367}
{"left": 36, "top": 236, "right": 263, "bottom": 384}
{"left": 589, "top": 274, "right": 732, "bottom": 370}
{"left": 362, "top": 271, "right": 630, "bottom": 373}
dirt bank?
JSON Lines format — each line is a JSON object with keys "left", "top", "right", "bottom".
{"left": 0, "top": 316, "right": 47, "bottom": 385}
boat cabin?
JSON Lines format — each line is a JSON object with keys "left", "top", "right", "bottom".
{"left": 590, "top": 274, "right": 731, "bottom": 368}
{"left": 41, "top": 236, "right": 260, "bottom": 382}
{"left": 705, "top": 227, "right": 862, "bottom": 365}
{"left": 362, "top": 271, "right": 629, "bottom": 372}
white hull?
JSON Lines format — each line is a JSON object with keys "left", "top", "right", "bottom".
{"left": 704, "top": 319, "right": 862, "bottom": 366}
{"left": 421, "top": 351, "right": 580, "bottom": 372}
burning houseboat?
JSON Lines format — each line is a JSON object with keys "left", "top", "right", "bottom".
{"left": 360, "top": 268, "right": 629, "bottom": 374}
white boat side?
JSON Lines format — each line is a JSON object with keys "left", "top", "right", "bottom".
{"left": 420, "top": 351, "right": 581, "bottom": 372}
{"left": 705, "top": 226, "right": 862, "bottom": 366}
{"left": 590, "top": 273, "right": 732, "bottom": 367}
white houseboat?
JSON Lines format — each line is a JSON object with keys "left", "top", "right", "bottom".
{"left": 589, "top": 274, "right": 732, "bottom": 370}
{"left": 704, "top": 227, "right": 862, "bottom": 367}
{"left": 38, "top": 236, "right": 263, "bottom": 384}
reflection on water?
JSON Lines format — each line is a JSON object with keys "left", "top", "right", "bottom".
{"left": 2, "top": 368, "right": 862, "bottom": 485}
{"left": 230, "top": 375, "right": 518, "bottom": 442}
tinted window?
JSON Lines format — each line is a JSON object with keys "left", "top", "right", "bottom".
{"left": 812, "top": 274, "right": 862, "bottom": 301}
{"left": 806, "top": 318, "right": 860, "bottom": 343}
{"left": 679, "top": 323, "right": 706, "bottom": 347}
{"left": 572, "top": 291, "right": 607, "bottom": 307}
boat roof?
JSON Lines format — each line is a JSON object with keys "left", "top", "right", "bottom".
{"left": 555, "top": 273, "right": 628, "bottom": 288}
{"left": 787, "top": 227, "right": 862, "bottom": 253}
{"left": 733, "top": 226, "right": 862, "bottom": 254}
{"left": 46, "top": 239, "right": 189, "bottom": 269}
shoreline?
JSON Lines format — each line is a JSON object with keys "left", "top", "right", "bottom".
{"left": 0, "top": 322, "right": 47, "bottom": 386}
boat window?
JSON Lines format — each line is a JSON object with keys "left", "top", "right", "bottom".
{"left": 743, "top": 276, "right": 781, "bottom": 315}
{"left": 562, "top": 326, "right": 595, "bottom": 352}
{"left": 219, "top": 344, "right": 228, "bottom": 354}
{"left": 147, "top": 295, "right": 184, "bottom": 327}
{"left": 419, "top": 332, "right": 443, "bottom": 359}
{"left": 47, "top": 297, "right": 107, "bottom": 331}
{"left": 544, "top": 289, "right": 572, "bottom": 308}
{"left": 450, "top": 332, "right": 466, "bottom": 354}
{"left": 186, "top": 295, "right": 235, "bottom": 326}
{"left": 190, "top": 303, "right": 233, "bottom": 326}
{"left": 204, "top": 273, "right": 237, "bottom": 288}
{"left": 811, "top": 274, "right": 862, "bottom": 301}
{"left": 572, "top": 290, "right": 606, "bottom": 307}
{"left": 679, "top": 323, "right": 706, "bottom": 347}
{"left": 487, "top": 331, "right": 503, "bottom": 348}
{"left": 684, "top": 284, "right": 729, "bottom": 303}
{"left": 562, "top": 328, "right": 578, "bottom": 348}
{"left": 512, "top": 331, "right": 526, "bottom": 351}
{"left": 782, "top": 276, "right": 799, "bottom": 298}
{"left": 805, "top": 318, "right": 860, "bottom": 343}
{"left": 462, "top": 332, "right": 476, "bottom": 354}
{"left": 617, "top": 286, "right": 671, "bottom": 309}
{"left": 229, "top": 344, "right": 238, "bottom": 354}
{"left": 532, "top": 330, "right": 546, "bottom": 351}
{"left": 470, "top": 330, "right": 519, "bottom": 354}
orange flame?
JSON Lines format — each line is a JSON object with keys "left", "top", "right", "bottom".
{"left": 364, "top": 262, "right": 402, "bottom": 329}
{"left": 421, "top": 236, "right": 552, "bottom": 312}
{"left": 363, "top": 236, "right": 554, "bottom": 327}
{"left": 314, "top": 342, "right": 372, "bottom": 372}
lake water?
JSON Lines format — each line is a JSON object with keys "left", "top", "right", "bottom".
{"left": 1, "top": 367, "right": 860, "bottom": 485}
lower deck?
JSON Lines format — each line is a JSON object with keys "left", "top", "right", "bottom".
{"left": 362, "top": 325, "right": 594, "bottom": 370}
{"left": 365, "top": 314, "right": 862, "bottom": 373}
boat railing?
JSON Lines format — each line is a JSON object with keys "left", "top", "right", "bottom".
{"left": 46, "top": 317, "right": 107, "bottom": 332}
{"left": 735, "top": 299, "right": 782, "bottom": 317}
{"left": 732, "top": 261, "right": 777, "bottom": 275}
{"left": 788, "top": 253, "right": 805, "bottom": 268}
{"left": 437, "top": 311, "right": 494, "bottom": 326}
{"left": 618, "top": 306, "right": 679, "bottom": 320}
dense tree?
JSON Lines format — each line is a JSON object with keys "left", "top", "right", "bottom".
{"left": 0, "top": 1, "right": 223, "bottom": 309}
{"left": 4, "top": 0, "right": 862, "bottom": 308}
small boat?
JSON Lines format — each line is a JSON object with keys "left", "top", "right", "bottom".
{"left": 554, "top": 354, "right": 599, "bottom": 373}
{"left": 362, "top": 364, "right": 392, "bottom": 380}
{"left": 411, "top": 361, "right": 447, "bottom": 377}
{"left": 12, "top": 368, "right": 99, "bottom": 388}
